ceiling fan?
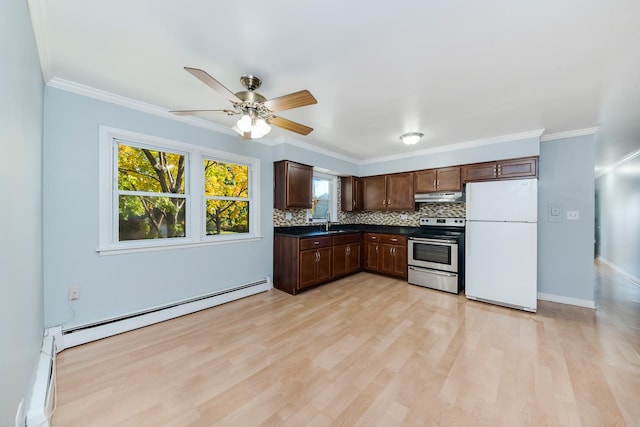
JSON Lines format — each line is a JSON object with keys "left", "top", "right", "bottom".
{"left": 171, "top": 67, "right": 317, "bottom": 139}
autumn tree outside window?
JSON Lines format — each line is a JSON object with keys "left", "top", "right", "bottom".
{"left": 99, "top": 127, "right": 261, "bottom": 254}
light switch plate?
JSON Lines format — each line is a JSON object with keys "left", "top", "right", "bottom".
{"left": 548, "top": 203, "right": 562, "bottom": 223}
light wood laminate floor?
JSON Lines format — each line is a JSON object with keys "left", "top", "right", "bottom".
{"left": 54, "top": 265, "right": 640, "bottom": 426}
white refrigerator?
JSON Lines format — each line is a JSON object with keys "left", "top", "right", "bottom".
{"left": 465, "top": 178, "right": 538, "bottom": 312}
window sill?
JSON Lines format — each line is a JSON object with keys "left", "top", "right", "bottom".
{"left": 97, "top": 235, "right": 263, "bottom": 256}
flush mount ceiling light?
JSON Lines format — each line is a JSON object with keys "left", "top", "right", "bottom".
{"left": 399, "top": 132, "right": 424, "bottom": 145}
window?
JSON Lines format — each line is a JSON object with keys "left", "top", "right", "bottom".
{"left": 309, "top": 172, "right": 337, "bottom": 223}
{"left": 99, "top": 127, "right": 261, "bottom": 254}
{"left": 204, "top": 160, "right": 249, "bottom": 235}
{"left": 117, "top": 143, "right": 188, "bottom": 241}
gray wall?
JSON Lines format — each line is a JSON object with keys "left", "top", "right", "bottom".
{"left": 538, "top": 135, "right": 596, "bottom": 303}
{"left": 595, "top": 154, "right": 640, "bottom": 279}
{"left": 43, "top": 88, "right": 275, "bottom": 328}
{"left": 0, "top": 0, "right": 45, "bottom": 424}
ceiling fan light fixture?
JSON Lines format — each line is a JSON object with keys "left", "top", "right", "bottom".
{"left": 400, "top": 132, "right": 424, "bottom": 145}
{"left": 251, "top": 118, "right": 271, "bottom": 138}
{"left": 236, "top": 114, "right": 252, "bottom": 133}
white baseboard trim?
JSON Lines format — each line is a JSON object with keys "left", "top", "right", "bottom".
{"left": 537, "top": 292, "right": 596, "bottom": 309}
{"left": 26, "top": 333, "right": 57, "bottom": 427}
{"left": 596, "top": 256, "right": 640, "bottom": 286}
{"left": 59, "top": 277, "right": 272, "bottom": 350}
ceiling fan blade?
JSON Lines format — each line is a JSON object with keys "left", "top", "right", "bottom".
{"left": 184, "top": 67, "right": 242, "bottom": 103}
{"left": 169, "top": 109, "right": 237, "bottom": 116}
{"left": 263, "top": 90, "right": 317, "bottom": 113}
{"left": 270, "top": 116, "right": 314, "bottom": 135}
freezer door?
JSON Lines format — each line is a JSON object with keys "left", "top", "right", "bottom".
{"left": 466, "top": 179, "right": 537, "bottom": 222}
{"left": 465, "top": 221, "right": 537, "bottom": 311}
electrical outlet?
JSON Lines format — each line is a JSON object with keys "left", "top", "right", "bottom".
{"left": 68, "top": 287, "right": 81, "bottom": 300}
{"left": 400, "top": 214, "right": 408, "bottom": 220}
{"left": 285, "top": 212, "right": 292, "bottom": 220}
{"left": 567, "top": 210, "right": 580, "bottom": 220}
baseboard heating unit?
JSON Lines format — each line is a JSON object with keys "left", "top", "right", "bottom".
{"left": 26, "top": 334, "right": 57, "bottom": 427}
{"left": 59, "top": 277, "right": 272, "bottom": 350}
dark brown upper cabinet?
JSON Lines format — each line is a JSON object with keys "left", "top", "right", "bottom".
{"left": 361, "top": 172, "right": 414, "bottom": 211}
{"left": 462, "top": 157, "right": 538, "bottom": 183}
{"left": 274, "top": 160, "right": 313, "bottom": 209}
{"left": 414, "top": 166, "right": 461, "bottom": 193}
{"left": 340, "top": 176, "right": 362, "bottom": 212}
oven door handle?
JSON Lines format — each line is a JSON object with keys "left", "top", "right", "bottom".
{"left": 409, "top": 237, "right": 457, "bottom": 244}
{"left": 409, "top": 266, "right": 457, "bottom": 277}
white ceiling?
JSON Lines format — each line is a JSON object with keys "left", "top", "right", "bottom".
{"left": 28, "top": 0, "right": 640, "bottom": 171}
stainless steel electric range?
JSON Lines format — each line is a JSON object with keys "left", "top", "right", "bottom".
{"left": 407, "top": 217, "right": 465, "bottom": 294}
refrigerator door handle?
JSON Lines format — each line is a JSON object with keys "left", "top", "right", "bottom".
{"left": 466, "top": 222, "right": 471, "bottom": 256}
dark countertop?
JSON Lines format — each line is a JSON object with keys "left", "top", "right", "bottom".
{"left": 274, "top": 224, "right": 419, "bottom": 238}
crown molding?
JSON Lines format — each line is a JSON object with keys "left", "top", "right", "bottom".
{"left": 27, "top": 0, "right": 53, "bottom": 82}
{"left": 272, "top": 136, "right": 362, "bottom": 164}
{"left": 47, "top": 77, "right": 237, "bottom": 136}
{"left": 540, "top": 127, "right": 599, "bottom": 142}
{"left": 361, "top": 129, "right": 545, "bottom": 165}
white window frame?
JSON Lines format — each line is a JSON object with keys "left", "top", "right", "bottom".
{"left": 98, "top": 126, "right": 261, "bottom": 255}
{"left": 308, "top": 171, "right": 338, "bottom": 224}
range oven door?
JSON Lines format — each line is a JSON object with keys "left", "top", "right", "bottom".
{"left": 408, "top": 237, "right": 458, "bottom": 273}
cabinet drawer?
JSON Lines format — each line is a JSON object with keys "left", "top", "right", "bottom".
{"left": 364, "top": 233, "right": 380, "bottom": 242}
{"left": 300, "top": 236, "right": 332, "bottom": 250}
{"left": 332, "top": 233, "right": 360, "bottom": 245}
{"left": 380, "top": 234, "right": 406, "bottom": 245}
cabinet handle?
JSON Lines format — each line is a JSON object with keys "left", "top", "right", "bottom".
{"left": 346, "top": 247, "right": 351, "bottom": 255}
{"left": 376, "top": 245, "right": 379, "bottom": 253}
{"left": 387, "top": 199, "right": 390, "bottom": 208}
{"left": 437, "top": 179, "right": 440, "bottom": 187}
{"left": 314, "top": 241, "right": 320, "bottom": 245}
{"left": 433, "top": 179, "right": 436, "bottom": 187}
{"left": 498, "top": 165, "right": 502, "bottom": 176}
{"left": 390, "top": 238, "right": 397, "bottom": 242}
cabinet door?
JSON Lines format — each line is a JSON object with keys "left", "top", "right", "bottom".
{"left": 299, "top": 250, "right": 318, "bottom": 289}
{"left": 364, "top": 242, "right": 380, "bottom": 271}
{"left": 274, "top": 161, "right": 313, "bottom": 209}
{"left": 414, "top": 169, "right": 437, "bottom": 193}
{"left": 340, "top": 176, "right": 361, "bottom": 212}
{"left": 347, "top": 244, "right": 361, "bottom": 273}
{"left": 380, "top": 244, "right": 396, "bottom": 275}
{"left": 333, "top": 244, "right": 349, "bottom": 277}
{"left": 286, "top": 162, "right": 313, "bottom": 208}
{"left": 436, "top": 167, "right": 462, "bottom": 191}
{"left": 386, "top": 172, "right": 414, "bottom": 211}
{"left": 461, "top": 162, "right": 497, "bottom": 183}
{"left": 362, "top": 176, "right": 387, "bottom": 210}
{"left": 316, "top": 248, "right": 333, "bottom": 282}
{"left": 497, "top": 157, "right": 538, "bottom": 179}
{"left": 392, "top": 244, "right": 408, "bottom": 279}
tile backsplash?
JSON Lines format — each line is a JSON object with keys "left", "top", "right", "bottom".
{"left": 273, "top": 180, "right": 465, "bottom": 227}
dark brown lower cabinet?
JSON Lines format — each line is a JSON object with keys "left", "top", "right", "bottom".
{"left": 363, "top": 233, "right": 407, "bottom": 279}
{"left": 274, "top": 231, "right": 406, "bottom": 295}
{"left": 299, "top": 247, "right": 332, "bottom": 289}
{"left": 332, "top": 233, "right": 361, "bottom": 278}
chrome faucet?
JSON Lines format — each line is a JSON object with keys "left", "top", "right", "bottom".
{"left": 325, "top": 211, "right": 331, "bottom": 231}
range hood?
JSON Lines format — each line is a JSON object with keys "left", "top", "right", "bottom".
{"left": 415, "top": 192, "right": 464, "bottom": 203}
